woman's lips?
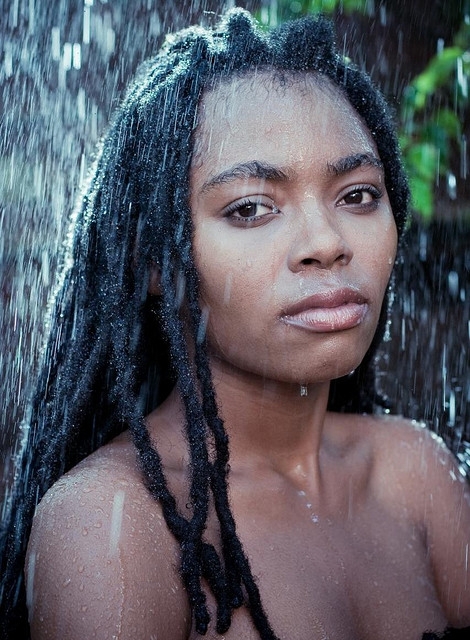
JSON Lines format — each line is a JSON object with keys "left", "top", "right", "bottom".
{"left": 281, "top": 289, "right": 369, "bottom": 333}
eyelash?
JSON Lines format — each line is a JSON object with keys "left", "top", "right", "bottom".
{"left": 337, "top": 185, "right": 383, "bottom": 211}
{"left": 222, "top": 184, "right": 383, "bottom": 225}
{"left": 223, "top": 198, "right": 280, "bottom": 225}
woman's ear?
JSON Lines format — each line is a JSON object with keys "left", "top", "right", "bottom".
{"left": 148, "top": 262, "right": 162, "bottom": 296}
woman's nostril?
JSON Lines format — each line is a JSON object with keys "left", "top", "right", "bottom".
{"left": 299, "top": 253, "right": 348, "bottom": 268}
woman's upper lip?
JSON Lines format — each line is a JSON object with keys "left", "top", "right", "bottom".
{"left": 282, "top": 287, "right": 367, "bottom": 316}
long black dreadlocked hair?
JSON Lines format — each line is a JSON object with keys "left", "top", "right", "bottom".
{"left": 0, "top": 8, "right": 410, "bottom": 640}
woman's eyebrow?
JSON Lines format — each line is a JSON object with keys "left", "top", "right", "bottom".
{"left": 200, "top": 160, "right": 291, "bottom": 193}
{"left": 327, "top": 153, "right": 384, "bottom": 176}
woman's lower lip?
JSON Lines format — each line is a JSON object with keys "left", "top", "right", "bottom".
{"left": 281, "top": 303, "right": 368, "bottom": 333}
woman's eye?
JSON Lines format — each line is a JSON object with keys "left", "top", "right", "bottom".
{"left": 343, "top": 190, "right": 368, "bottom": 204}
{"left": 234, "top": 202, "right": 262, "bottom": 218}
{"left": 338, "top": 186, "right": 382, "bottom": 209}
{"left": 223, "top": 198, "right": 279, "bottom": 224}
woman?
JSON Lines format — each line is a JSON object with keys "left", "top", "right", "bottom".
{"left": 1, "top": 9, "right": 469, "bottom": 639}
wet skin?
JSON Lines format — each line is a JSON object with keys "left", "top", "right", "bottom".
{"left": 190, "top": 74, "right": 397, "bottom": 388}
{"left": 26, "top": 75, "right": 470, "bottom": 639}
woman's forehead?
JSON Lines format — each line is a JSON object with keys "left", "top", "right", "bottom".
{"left": 191, "top": 71, "right": 377, "bottom": 181}
{"left": 195, "top": 71, "right": 344, "bottom": 129}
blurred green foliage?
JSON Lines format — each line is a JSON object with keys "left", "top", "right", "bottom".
{"left": 257, "top": 0, "right": 370, "bottom": 22}
{"left": 257, "top": 0, "right": 469, "bottom": 220}
{"left": 400, "top": 26, "right": 469, "bottom": 220}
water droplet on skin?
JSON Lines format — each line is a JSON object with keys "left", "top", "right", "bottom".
{"left": 63, "top": 578, "right": 71, "bottom": 587}
{"left": 109, "top": 490, "right": 125, "bottom": 554}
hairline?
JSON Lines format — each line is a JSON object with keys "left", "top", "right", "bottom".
{"left": 191, "top": 68, "right": 372, "bottom": 169}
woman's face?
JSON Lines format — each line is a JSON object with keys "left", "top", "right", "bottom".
{"left": 190, "top": 74, "right": 397, "bottom": 385}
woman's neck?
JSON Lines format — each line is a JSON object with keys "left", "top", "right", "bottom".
{"left": 208, "top": 359, "right": 331, "bottom": 487}
{"left": 148, "top": 361, "right": 333, "bottom": 492}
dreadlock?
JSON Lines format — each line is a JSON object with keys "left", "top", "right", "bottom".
{"left": 0, "top": 8, "right": 409, "bottom": 639}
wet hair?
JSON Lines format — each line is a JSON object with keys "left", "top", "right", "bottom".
{"left": 0, "top": 8, "right": 409, "bottom": 639}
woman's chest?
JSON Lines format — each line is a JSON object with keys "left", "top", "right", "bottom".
{"left": 195, "top": 502, "right": 447, "bottom": 640}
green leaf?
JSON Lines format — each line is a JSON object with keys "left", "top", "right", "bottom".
{"left": 405, "top": 143, "right": 439, "bottom": 181}
{"left": 434, "top": 108, "right": 462, "bottom": 139}
{"left": 409, "top": 175, "right": 434, "bottom": 220}
{"left": 308, "top": 0, "right": 338, "bottom": 12}
{"left": 411, "top": 47, "right": 463, "bottom": 109}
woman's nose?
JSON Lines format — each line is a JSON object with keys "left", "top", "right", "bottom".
{"left": 287, "top": 202, "right": 353, "bottom": 272}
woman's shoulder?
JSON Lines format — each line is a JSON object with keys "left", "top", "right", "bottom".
{"left": 359, "top": 413, "right": 470, "bottom": 626}
{"left": 333, "top": 411, "right": 469, "bottom": 526}
{"left": 26, "top": 432, "right": 191, "bottom": 639}
{"left": 350, "top": 413, "right": 467, "bottom": 502}
{"left": 361, "top": 413, "right": 466, "bottom": 484}
{"left": 328, "top": 411, "right": 457, "bottom": 478}
{"left": 31, "top": 432, "right": 158, "bottom": 532}
{"left": 343, "top": 411, "right": 459, "bottom": 464}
